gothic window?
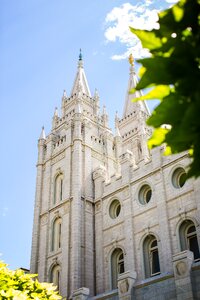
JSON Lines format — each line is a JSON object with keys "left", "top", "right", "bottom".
{"left": 179, "top": 220, "right": 200, "bottom": 261}
{"left": 138, "top": 184, "right": 152, "bottom": 205}
{"left": 54, "top": 173, "right": 63, "bottom": 204}
{"left": 111, "top": 248, "right": 125, "bottom": 289}
{"left": 172, "top": 167, "right": 187, "bottom": 189}
{"left": 109, "top": 199, "right": 121, "bottom": 219}
{"left": 51, "top": 218, "right": 62, "bottom": 252}
{"left": 50, "top": 265, "right": 61, "bottom": 292}
{"left": 143, "top": 235, "right": 160, "bottom": 278}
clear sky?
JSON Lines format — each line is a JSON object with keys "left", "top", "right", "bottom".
{"left": 0, "top": 0, "right": 177, "bottom": 270}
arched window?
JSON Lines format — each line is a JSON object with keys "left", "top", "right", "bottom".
{"left": 54, "top": 174, "right": 63, "bottom": 204}
{"left": 111, "top": 248, "right": 124, "bottom": 289}
{"left": 143, "top": 235, "right": 160, "bottom": 278}
{"left": 52, "top": 218, "right": 62, "bottom": 252}
{"left": 179, "top": 220, "right": 200, "bottom": 261}
{"left": 50, "top": 265, "right": 61, "bottom": 291}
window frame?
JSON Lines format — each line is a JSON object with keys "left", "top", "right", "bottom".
{"left": 51, "top": 217, "right": 62, "bottom": 252}
{"left": 53, "top": 173, "right": 64, "bottom": 205}
{"left": 143, "top": 234, "right": 161, "bottom": 278}
{"left": 179, "top": 220, "right": 200, "bottom": 262}
{"left": 110, "top": 248, "right": 125, "bottom": 290}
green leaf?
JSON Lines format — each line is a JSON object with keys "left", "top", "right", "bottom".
{"left": 148, "top": 127, "right": 169, "bottom": 149}
{"left": 129, "top": 27, "right": 162, "bottom": 50}
{"left": 172, "top": 3, "right": 184, "bottom": 22}
{"left": 130, "top": 85, "right": 171, "bottom": 101}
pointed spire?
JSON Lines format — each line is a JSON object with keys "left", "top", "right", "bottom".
{"left": 71, "top": 50, "right": 91, "bottom": 97}
{"left": 103, "top": 105, "right": 107, "bottom": 115}
{"left": 39, "top": 126, "right": 46, "bottom": 140}
{"left": 102, "top": 105, "right": 109, "bottom": 127}
{"left": 63, "top": 89, "right": 67, "bottom": 98}
{"left": 115, "top": 111, "right": 121, "bottom": 137}
{"left": 54, "top": 107, "right": 59, "bottom": 118}
{"left": 93, "top": 88, "right": 100, "bottom": 115}
{"left": 94, "top": 88, "right": 99, "bottom": 100}
{"left": 123, "top": 54, "right": 150, "bottom": 117}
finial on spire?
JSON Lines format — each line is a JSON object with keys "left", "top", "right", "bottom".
{"left": 79, "top": 48, "right": 82, "bottom": 61}
{"left": 128, "top": 53, "right": 134, "bottom": 66}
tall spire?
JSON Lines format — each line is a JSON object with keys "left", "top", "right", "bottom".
{"left": 39, "top": 126, "right": 46, "bottom": 140}
{"left": 71, "top": 50, "right": 91, "bottom": 97}
{"left": 123, "top": 54, "right": 150, "bottom": 118}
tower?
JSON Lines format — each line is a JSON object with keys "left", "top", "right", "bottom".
{"left": 30, "top": 52, "right": 118, "bottom": 297}
{"left": 31, "top": 53, "right": 200, "bottom": 300}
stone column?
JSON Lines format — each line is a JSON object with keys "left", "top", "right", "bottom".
{"left": 30, "top": 136, "right": 45, "bottom": 274}
{"left": 70, "top": 111, "right": 83, "bottom": 294}
{"left": 118, "top": 271, "right": 136, "bottom": 300}
{"left": 172, "top": 250, "right": 194, "bottom": 300}
{"left": 72, "top": 287, "right": 90, "bottom": 300}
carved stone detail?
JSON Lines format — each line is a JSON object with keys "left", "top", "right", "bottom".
{"left": 176, "top": 261, "right": 187, "bottom": 276}
{"left": 119, "top": 279, "right": 129, "bottom": 294}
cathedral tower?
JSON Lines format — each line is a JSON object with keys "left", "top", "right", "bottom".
{"left": 30, "top": 52, "right": 117, "bottom": 297}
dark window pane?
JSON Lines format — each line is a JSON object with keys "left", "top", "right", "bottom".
{"left": 116, "top": 204, "right": 121, "bottom": 217}
{"left": 151, "top": 240, "right": 157, "bottom": 248}
{"left": 187, "top": 225, "right": 195, "bottom": 234}
{"left": 189, "top": 236, "right": 200, "bottom": 260}
{"left": 118, "top": 262, "right": 124, "bottom": 274}
{"left": 146, "top": 189, "right": 152, "bottom": 203}
{"left": 151, "top": 250, "right": 160, "bottom": 275}
{"left": 179, "top": 172, "right": 186, "bottom": 187}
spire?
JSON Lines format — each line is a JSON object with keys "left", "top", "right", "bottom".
{"left": 115, "top": 111, "right": 121, "bottom": 137}
{"left": 71, "top": 50, "right": 91, "bottom": 97}
{"left": 39, "top": 126, "right": 46, "bottom": 140}
{"left": 102, "top": 105, "right": 109, "bottom": 127}
{"left": 94, "top": 88, "right": 99, "bottom": 100}
{"left": 94, "top": 88, "right": 100, "bottom": 115}
{"left": 123, "top": 54, "right": 150, "bottom": 118}
{"left": 63, "top": 89, "right": 67, "bottom": 98}
{"left": 54, "top": 107, "right": 59, "bottom": 118}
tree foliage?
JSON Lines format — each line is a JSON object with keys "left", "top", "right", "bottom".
{"left": 0, "top": 261, "right": 61, "bottom": 300}
{"left": 130, "top": 0, "right": 200, "bottom": 178}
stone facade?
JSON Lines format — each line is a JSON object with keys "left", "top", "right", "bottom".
{"left": 30, "top": 56, "right": 200, "bottom": 300}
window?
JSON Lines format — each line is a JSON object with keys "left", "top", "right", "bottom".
{"left": 179, "top": 220, "right": 200, "bottom": 261}
{"left": 111, "top": 248, "right": 124, "bottom": 289}
{"left": 143, "top": 235, "right": 160, "bottom": 278}
{"left": 149, "top": 239, "right": 160, "bottom": 276}
{"left": 54, "top": 174, "right": 63, "bottom": 204}
{"left": 109, "top": 199, "right": 121, "bottom": 219}
{"left": 139, "top": 184, "right": 152, "bottom": 205}
{"left": 50, "top": 265, "right": 61, "bottom": 291}
{"left": 52, "top": 218, "right": 62, "bottom": 252}
{"left": 172, "top": 167, "right": 186, "bottom": 189}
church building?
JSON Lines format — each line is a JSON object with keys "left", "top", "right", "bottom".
{"left": 30, "top": 53, "right": 200, "bottom": 300}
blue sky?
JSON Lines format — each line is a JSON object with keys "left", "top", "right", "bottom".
{"left": 0, "top": 0, "right": 177, "bottom": 270}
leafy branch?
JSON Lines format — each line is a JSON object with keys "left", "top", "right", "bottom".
{"left": 130, "top": 0, "right": 200, "bottom": 178}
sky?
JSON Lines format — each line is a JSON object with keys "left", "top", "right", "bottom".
{"left": 0, "top": 0, "right": 177, "bottom": 271}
